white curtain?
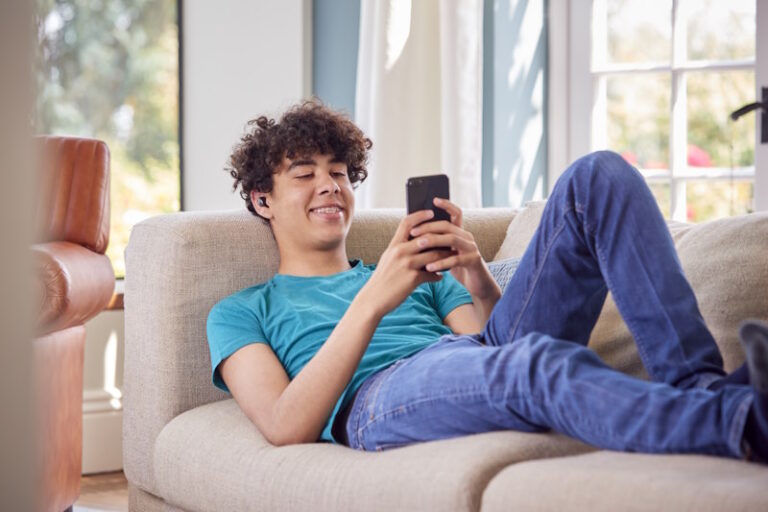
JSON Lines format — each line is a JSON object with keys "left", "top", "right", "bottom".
{"left": 355, "top": 0, "right": 484, "bottom": 209}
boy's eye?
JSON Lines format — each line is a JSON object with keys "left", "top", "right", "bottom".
{"left": 296, "top": 174, "right": 313, "bottom": 179}
{"left": 332, "top": 171, "right": 347, "bottom": 177}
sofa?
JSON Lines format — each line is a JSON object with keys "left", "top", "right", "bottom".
{"left": 123, "top": 203, "right": 768, "bottom": 512}
{"left": 34, "top": 136, "right": 115, "bottom": 512}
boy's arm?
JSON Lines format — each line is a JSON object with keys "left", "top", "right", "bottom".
{"left": 444, "top": 303, "right": 487, "bottom": 335}
{"left": 221, "top": 292, "right": 385, "bottom": 445}
{"left": 220, "top": 209, "right": 447, "bottom": 446}
{"left": 466, "top": 282, "right": 501, "bottom": 327}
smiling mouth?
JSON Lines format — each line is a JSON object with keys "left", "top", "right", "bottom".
{"left": 310, "top": 206, "right": 343, "bottom": 214}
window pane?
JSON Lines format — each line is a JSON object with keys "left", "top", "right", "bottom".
{"left": 684, "top": 0, "right": 755, "bottom": 61}
{"left": 686, "top": 180, "right": 754, "bottom": 222}
{"left": 648, "top": 181, "right": 671, "bottom": 219}
{"left": 687, "top": 70, "right": 755, "bottom": 171}
{"left": 35, "top": 0, "right": 180, "bottom": 279}
{"left": 605, "top": 0, "right": 671, "bottom": 64}
{"left": 607, "top": 74, "right": 671, "bottom": 171}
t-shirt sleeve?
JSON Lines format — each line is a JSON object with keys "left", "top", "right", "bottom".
{"left": 206, "top": 294, "right": 269, "bottom": 393}
{"left": 430, "top": 271, "right": 473, "bottom": 319}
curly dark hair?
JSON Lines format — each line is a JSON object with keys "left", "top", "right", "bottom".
{"left": 227, "top": 100, "right": 372, "bottom": 217}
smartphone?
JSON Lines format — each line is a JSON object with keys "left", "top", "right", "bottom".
{"left": 406, "top": 174, "right": 451, "bottom": 254}
{"left": 406, "top": 174, "right": 450, "bottom": 221}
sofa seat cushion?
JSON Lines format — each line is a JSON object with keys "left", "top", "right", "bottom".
{"left": 480, "top": 451, "right": 768, "bottom": 512}
{"left": 153, "top": 399, "right": 593, "bottom": 512}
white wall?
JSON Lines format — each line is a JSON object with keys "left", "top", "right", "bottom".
{"left": 82, "top": 0, "right": 313, "bottom": 473}
{"left": 182, "top": 0, "right": 313, "bottom": 211}
{"left": 82, "top": 310, "right": 125, "bottom": 473}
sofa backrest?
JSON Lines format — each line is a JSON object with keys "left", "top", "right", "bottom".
{"left": 122, "top": 207, "right": 515, "bottom": 494}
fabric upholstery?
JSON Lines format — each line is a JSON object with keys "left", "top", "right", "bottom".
{"left": 345, "top": 207, "right": 515, "bottom": 263}
{"left": 36, "top": 136, "right": 111, "bottom": 254}
{"left": 492, "top": 206, "right": 768, "bottom": 379}
{"left": 32, "top": 241, "right": 115, "bottom": 334}
{"left": 122, "top": 208, "right": 517, "bottom": 496}
{"left": 481, "top": 451, "right": 768, "bottom": 512}
{"left": 130, "top": 484, "right": 183, "bottom": 512}
{"left": 153, "top": 400, "right": 592, "bottom": 512}
{"left": 492, "top": 200, "right": 546, "bottom": 261}
{"left": 486, "top": 257, "right": 521, "bottom": 293}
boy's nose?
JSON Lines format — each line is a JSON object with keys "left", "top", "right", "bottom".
{"left": 318, "top": 174, "right": 340, "bottom": 194}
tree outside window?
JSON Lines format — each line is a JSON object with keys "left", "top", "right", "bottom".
{"left": 35, "top": 0, "right": 180, "bottom": 278}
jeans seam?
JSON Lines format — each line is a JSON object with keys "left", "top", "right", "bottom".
{"left": 352, "top": 361, "right": 405, "bottom": 448}
{"left": 730, "top": 392, "right": 753, "bottom": 458}
{"left": 572, "top": 202, "right": 599, "bottom": 241}
{"left": 506, "top": 210, "right": 571, "bottom": 342}
{"left": 580, "top": 198, "right": 663, "bottom": 381}
{"left": 591, "top": 227, "right": 688, "bottom": 385}
{"left": 591, "top": 231, "right": 650, "bottom": 366}
{"left": 349, "top": 363, "right": 392, "bottom": 448}
{"left": 358, "top": 384, "right": 550, "bottom": 439}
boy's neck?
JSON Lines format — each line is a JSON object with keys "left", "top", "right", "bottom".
{"left": 277, "top": 248, "right": 352, "bottom": 277}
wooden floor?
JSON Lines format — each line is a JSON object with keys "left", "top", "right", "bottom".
{"left": 73, "top": 471, "right": 128, "bottom": 512}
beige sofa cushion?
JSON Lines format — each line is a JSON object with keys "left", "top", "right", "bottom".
{"left": 481, "top": 451, "right": 768, "bottom": 512}
{"left": 493, "top": 200, "right": 547, "bottom": 261}
{"left": 493, "top": 206, "right": 768, "bottom": 379}
{"left": 153, "top": 400, "right": 593, "bottom": 512}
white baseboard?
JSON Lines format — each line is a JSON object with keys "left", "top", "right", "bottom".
{"left": 82, "top": 388, "right": 123, "bottom": 474}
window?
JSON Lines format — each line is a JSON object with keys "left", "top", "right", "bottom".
{"left": 35, "top": 0, "right": 180, "bottom": 277}
{"left": 569, "top": 0, "right": 757, "bottom": 222}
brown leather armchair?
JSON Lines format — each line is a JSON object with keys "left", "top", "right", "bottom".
{"left": 33, "top": 136, "right": 115, "bottom": 512}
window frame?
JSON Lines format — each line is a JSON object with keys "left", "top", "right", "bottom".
{"left": 551, "top": 0, "right": 766, "bottom": 217}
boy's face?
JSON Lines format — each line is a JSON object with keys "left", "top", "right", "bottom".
{"left": 252, "top": 152, "right": 355, "bottom": 252}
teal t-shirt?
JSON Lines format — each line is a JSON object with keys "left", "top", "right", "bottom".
{"left": 206, "top": 259, "right": 473, "bottom": 443}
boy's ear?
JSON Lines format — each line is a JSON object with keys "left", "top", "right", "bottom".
{"left": 250, "top": 190, "right": 272, "bottom": 218}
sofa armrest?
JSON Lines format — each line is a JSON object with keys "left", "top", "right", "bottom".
{"left": 123, "top": 210, "right": 278, "bottom": 495}
{"left": 32, "top": 241, "right": 115, "bottom": 335}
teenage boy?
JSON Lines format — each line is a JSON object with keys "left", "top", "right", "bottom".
{"left": 208, "top": 101, "right": 768, "bottom": 461}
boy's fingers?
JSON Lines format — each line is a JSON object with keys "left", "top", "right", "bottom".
{"left": 411, "top": 249, "right": 456, "bottom": 269}
{"left": 394, "top": 210, "right": 435, "bottom": 243}
{"left": 410, "top": 220, "right": 472, "bottom": 240}
{"left": 415, "top": 234, "right": 474, "bottom": 252}
{"left": 424, "top": 253, "right": 465, "bottom": 272}
{"left": 433, "top": 197, "right": 463, "bottom": 226}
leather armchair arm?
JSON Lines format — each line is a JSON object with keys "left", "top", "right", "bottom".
{"left": 33, "top": 241, "right": 115, "bottom": 335}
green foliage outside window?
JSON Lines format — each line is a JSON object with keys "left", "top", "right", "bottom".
{"left": 605, "top": 0, "right": 756, "bottom": 222}
{"left": 35, "top": 0, "right": 180, "bottom": 278}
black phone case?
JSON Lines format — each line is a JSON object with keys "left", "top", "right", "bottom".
{"left": 406, "top": 174, "right": 450, "bottom": 220}
{"left": 406, "top": 175, "right": 451, "bottom": 255}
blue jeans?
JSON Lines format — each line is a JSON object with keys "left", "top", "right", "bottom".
{"left": 338, "top": 151, "right": 753, "bottom": 457}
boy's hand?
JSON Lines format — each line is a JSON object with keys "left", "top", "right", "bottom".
{"left": 408, "top": 198, "right": 500, "bottom": 301}
{"left": 360, "top": 209, "right": 453, "bottom": 317}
